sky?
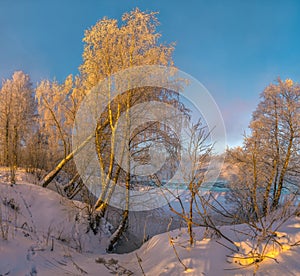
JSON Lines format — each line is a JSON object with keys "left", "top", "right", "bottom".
{"left": 1, "top": 0, "right": 300, "bottom": 147}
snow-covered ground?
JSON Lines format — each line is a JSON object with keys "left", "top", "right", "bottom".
{"left": 118, "top": 216, "right": 300, "bottom": 275}
{"left": 0, "top": 169, "right": 299, "bottom": 275}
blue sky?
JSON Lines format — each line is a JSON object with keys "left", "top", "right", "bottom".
{"left": 1, "top": 0, "right": 300, "bottom": 147}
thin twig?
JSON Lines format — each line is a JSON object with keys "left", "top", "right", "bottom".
{"left": 135, "top": 253, "right": 146, "bottom": 276}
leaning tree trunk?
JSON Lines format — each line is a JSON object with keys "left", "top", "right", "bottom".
{"left": 41, "top": 133, "right": 94, "bottom": 187}
{"left": 107, "top": 170, "right": 130, "bottom": 252}
{"left": 107, "top": 210, "right": 129, "bottom": 252}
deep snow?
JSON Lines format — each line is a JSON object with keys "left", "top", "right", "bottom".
{"left": 0, "top": 169, "right": 299, "bottom": 275}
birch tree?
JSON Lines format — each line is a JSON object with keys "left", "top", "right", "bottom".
{"left": 39, "top": 9, "right": 182, "bottom": 249}
{"left": 77, "top": 9, "right": 184, "bottom": 248}
{"left": 41, "top": 9, "right": 175, "bottom": 189}
{"left": 0, "top": 71, "right": 36, "bottom": 182}
{"left": 253, "top": 78, "right": 300, "bottom": 209}
{"left": 228, "top": 78, "right": 300, "bottom": 220}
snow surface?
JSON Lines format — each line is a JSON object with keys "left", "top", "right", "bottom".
{"left": 0, "top": 169, "right": 299, "bottom": 275}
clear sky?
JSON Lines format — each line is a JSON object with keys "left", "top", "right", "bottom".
{"left": 1, "top": 0, "right": 300, "bottom": 147}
